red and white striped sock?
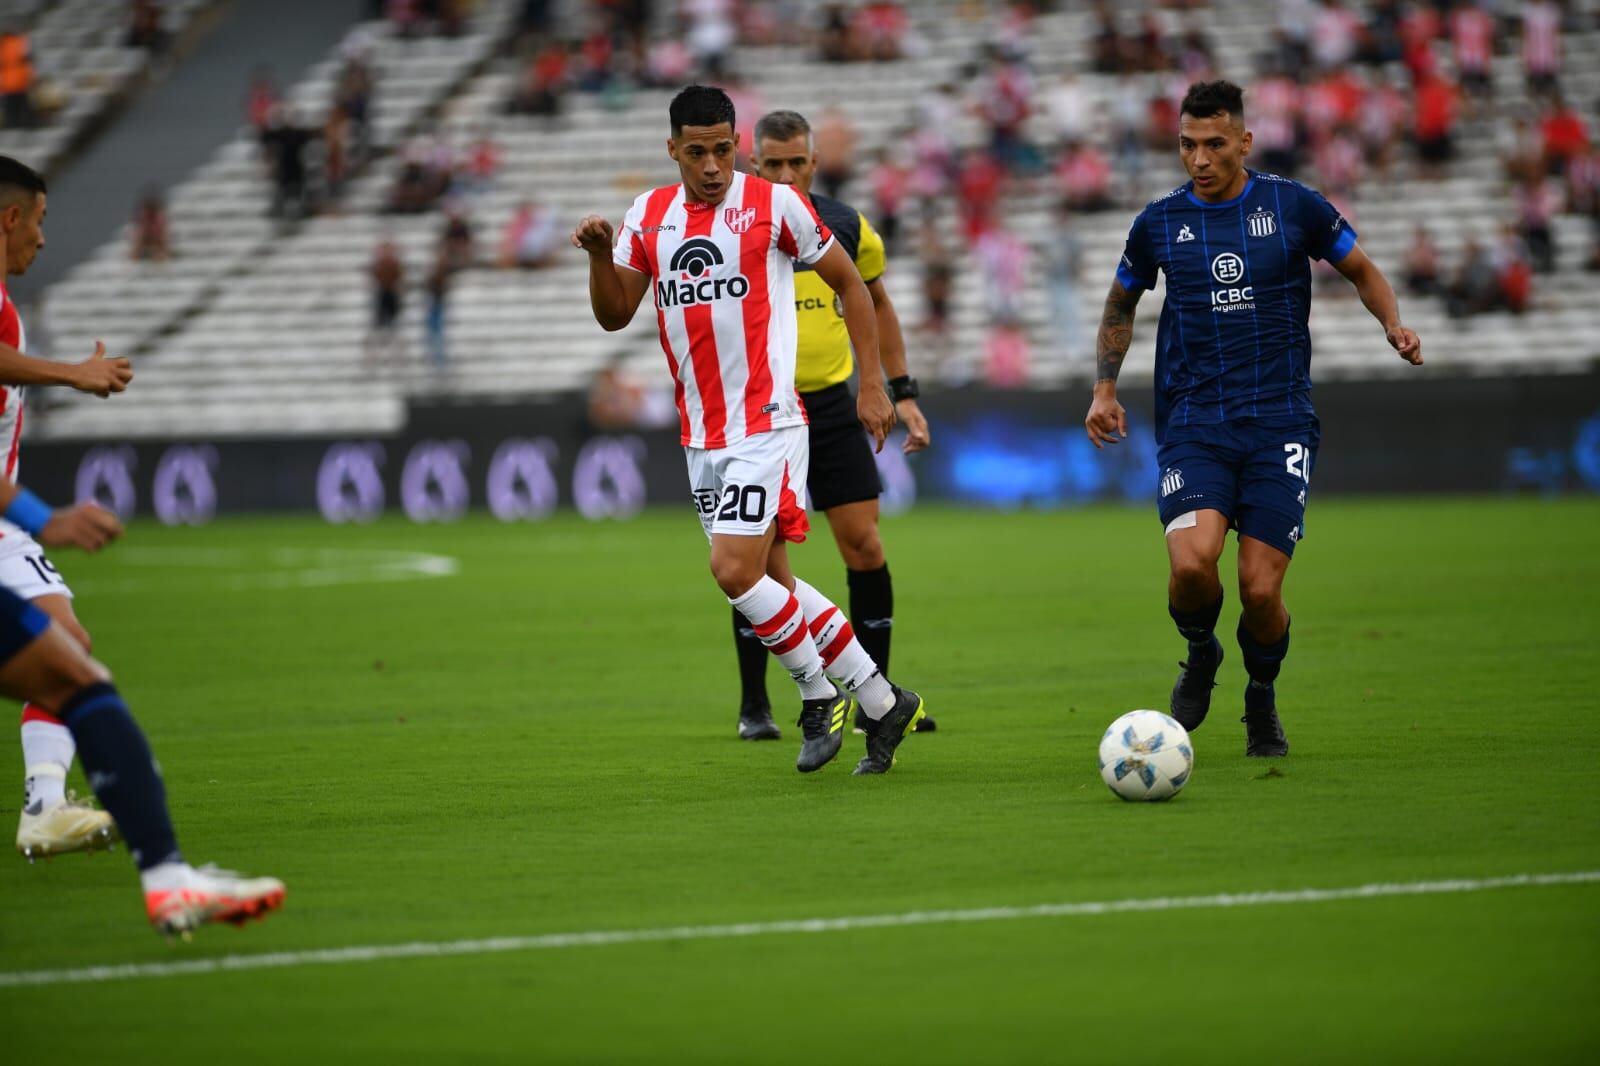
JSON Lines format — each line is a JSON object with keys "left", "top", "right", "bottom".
{"left": 730, "top": 576, "right": 836, "bottom": 700}
{"left": 792, "top": 578, "right": 896, "bottom": 717}
{"left": 21, "top": 704, "right": 74, "bottom": 811}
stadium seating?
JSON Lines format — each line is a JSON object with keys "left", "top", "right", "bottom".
{"left": 32, "top": 0, "right": 519, "bottom": 439}
{"left": 28, "top": 0, "right": 1600, "bottom": 441}
{"left": 0, "top": 0, "right": 210, "bottom": 172}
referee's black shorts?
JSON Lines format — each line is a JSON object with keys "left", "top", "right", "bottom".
{"left": 801, "top": 382, "right": 882, "bottom": 512}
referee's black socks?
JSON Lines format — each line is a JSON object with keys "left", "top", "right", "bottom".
{"left": 731, "top": 606, "right": 770, "bottom": 711}
{"left": 847, "top": 564, "right": 894, "bottom": 680}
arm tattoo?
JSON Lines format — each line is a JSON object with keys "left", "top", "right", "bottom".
{"left": 1096, "top": 281, "right": 1139, "bottom": 384}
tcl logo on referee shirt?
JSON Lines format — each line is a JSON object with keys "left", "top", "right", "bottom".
{"left": 655, "top": 238, "right": 751, "bottom": 307}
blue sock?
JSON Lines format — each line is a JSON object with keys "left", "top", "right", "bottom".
{"left": 1170, "top": 592, "right": 1224, "bottom": 665}
{"left": 61, "top": 682, "right": 182, "bottom": 871}
{"left": 1237, "top": 618, "right": 1291, "bottom": 687}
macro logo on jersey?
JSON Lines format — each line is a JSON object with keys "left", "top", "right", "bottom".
{"left": 1247, "top": 208, "right": 1277, "bottom": 238}
{"left": 1209, "top": 252, "right": 1254, "bottom": 314}
{"left": 657, "top": 238, "right": 750, "bottom": 307}
{"left": 1161, "top": 467, "right": 1185, "bottom": 498}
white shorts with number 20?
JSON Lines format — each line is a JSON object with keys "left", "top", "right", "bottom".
{"left": 0, "top": 528, "right": 74, "bottom": 601}
{"left": 686, "top": 425, "right": 811, "bottom": 544}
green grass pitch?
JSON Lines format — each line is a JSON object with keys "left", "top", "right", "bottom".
{"left": 1, "top": 497, "right": 1596, "bottom": 1063}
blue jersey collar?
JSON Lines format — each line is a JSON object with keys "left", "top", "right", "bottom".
{"left": 1185, "top": 172, "right": 1256, "bottom": 209}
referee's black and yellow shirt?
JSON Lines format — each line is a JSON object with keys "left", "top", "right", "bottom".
{"left": 792, "top": 192, "right": 886, "bottom": 394}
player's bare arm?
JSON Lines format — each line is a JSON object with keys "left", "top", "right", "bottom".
{"left": 1333, "top": 243, "right": 1423, "bottom": 366}
{"left": 867, "top": 277, "right": 930, "bottom": 454}
{"left": 814, "top": 242, "right": 892, "bottom": 451}
{"left": 572, "top": 214, "right": 648, "bottom": 331}
{"left": 1086, "top": 279, "right": 1143, "bottom": 448}
{"left": 0, "top": 480, "right": 122, "bottom": 553}
{"left": 0, "top": 339, "right": 132, "bottom": 397}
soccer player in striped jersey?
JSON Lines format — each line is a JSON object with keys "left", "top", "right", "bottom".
{"left": 728, "top": 108, "right": 933, "bottom": 743}
{"left": 1086, "top": 81, "right": 1423, "bottom": 757}
{"left": 0, "top": 155, "right": 137, "bottom": 860}
{"left": 572, "top": 85, "right": 926, "bottom": 775}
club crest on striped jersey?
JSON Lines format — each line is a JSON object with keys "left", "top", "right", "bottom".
{"left": 1247, "top": 208, "right": 1277, "bottom": 238}
{"left": 658, "top": 237, "right": 750, "bottom": 307}
{"left": 724, "top": 206, "right": 756, "bottom": 234}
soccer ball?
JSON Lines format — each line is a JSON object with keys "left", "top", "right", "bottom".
{"left": 1098, "top": 710, "right": 1194, "bottom": 801}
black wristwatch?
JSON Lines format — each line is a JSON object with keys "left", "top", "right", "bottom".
{"left": 887, "top": 375, "right": 919, "bottom": 402}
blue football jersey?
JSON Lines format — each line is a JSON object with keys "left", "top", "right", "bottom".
{"left": 1114, "top": 170, "right": 1358, "bottom": 442}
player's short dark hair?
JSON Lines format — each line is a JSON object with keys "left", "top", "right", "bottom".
{"left": 669, "top": 85, "right": 736, "bottom": 138}
{"left": 0, "top": 155, "right": 46, "bottom": 202}
{"left": 1180, "top": 80, "right": 1245, "bottom": 123}
{"left": 753, "top": 110, "right": 811, "bottom": 152}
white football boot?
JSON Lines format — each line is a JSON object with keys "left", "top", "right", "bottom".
{"left": 17, "top": 786, "right": 119, "bottom": 862}
{"left": 145, "top": 863, "right": 287, "bottom": 938}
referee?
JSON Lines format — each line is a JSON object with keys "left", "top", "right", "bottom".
{"left": 732, "top": 108, "right": 933, "bottom": 741}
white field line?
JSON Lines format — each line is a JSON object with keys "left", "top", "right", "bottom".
{"left": 3, "top": 870, "right": 1596, "bottom": 990}
{"left": 71, "top": 548, "right": 459, "bottom": 594}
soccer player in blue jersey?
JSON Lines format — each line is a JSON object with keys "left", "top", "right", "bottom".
{"left": 0, "top": 477, "right": 285, "bottom": 935}
{"left": 1085, "top": 80, "right": 1423, "bottom": 757}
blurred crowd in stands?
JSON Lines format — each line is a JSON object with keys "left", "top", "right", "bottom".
{"left": 489, "top": 0, "right": 1596, "bottom": 384}
{"left": 0, "top": 1, "right": 176, "bottom": 132}
{"left": 249, "top": 36, "right": 378, "bottom": 222}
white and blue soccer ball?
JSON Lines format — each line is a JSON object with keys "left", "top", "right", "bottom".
{"left": 1098, "top": 710, "right": 1194, "bottom": 801}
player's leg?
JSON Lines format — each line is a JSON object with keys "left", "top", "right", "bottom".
{"left": 779, "top": 552, "right": 924, "bottom": 777}
{"left": 1158, "top": 430, "right": 1239, "bottom": 731}
{"left": 701, "top": 430, "right": 846, "bottom": 771}
{"left": 1165, "top": 511, "right": 1230, "bottom": 731}
{"left": 0, "top": 597, "right": 285, "bottom": 935}
{"left": 16, "top": 590, "right": 117, "bottom": 859}
{"left": 810, "top": 413, "right": 937, "bottom": 737}
{"left": 781, "top": 426, "right": 922, "bottom": 775}
{"left": 729, "top": 603, "right": 777, "bottom": 739}
{"left": 1234, "top": 536, "right": 1292, "bottom": 757}
{"left": 1229, "top": 423, "right": 1316, "bottom": 757}
{"left": 0, "top": 533, "right": 117, "bottom": 859}
{"left": 828, "top": 501, "right": 894, "bottom": 676}
{"left": 780, "top": 432, "right": 921, "bottom": 771}
{"left": 809, "top": 415, "right": 894, "bottom": 671}
{"left": 725, "top": 499, "right": 775, "bottom": 738}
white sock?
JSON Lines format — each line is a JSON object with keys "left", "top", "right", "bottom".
{"left": 730, "top": 576, "right": 836, "bottom": 700}
{"left": 21, "top": 718, "right": 75, "bottom": 810}
{"left": 23, "top": 763, "right": 67, "bottom": 812}
{"left": 850, "top": 672, "right": 897, "bottom": 719}
{"left": 140, "top": 861, "right": 194, "bottom": 894}
{"left": 791, "top": 577, "right": 896, "bottom": 717}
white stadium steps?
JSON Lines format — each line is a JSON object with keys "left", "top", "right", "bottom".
{"left": 26, "top": 0, "right": 1600, "bottom": 440}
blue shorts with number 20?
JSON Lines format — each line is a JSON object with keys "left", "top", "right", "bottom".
{"left": 1155, "top": 417, "right": 1320, "bottom": 557}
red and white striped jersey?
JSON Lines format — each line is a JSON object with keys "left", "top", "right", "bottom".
{"left": 0, "top": 281, "right": 28, "bottom": 486}
{"left": 614, "top": 171, "right": 834, "bottom": 449}
{"left": 1522, "top": 1, "right": 1562, "bottom": 75}
{"left": 1451, "top": 6, "right": 1495, "bottom": 74}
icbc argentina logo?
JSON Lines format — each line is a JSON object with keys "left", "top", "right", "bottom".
{"left": 657, "top": 238, "right": 750, "bottom": 307}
